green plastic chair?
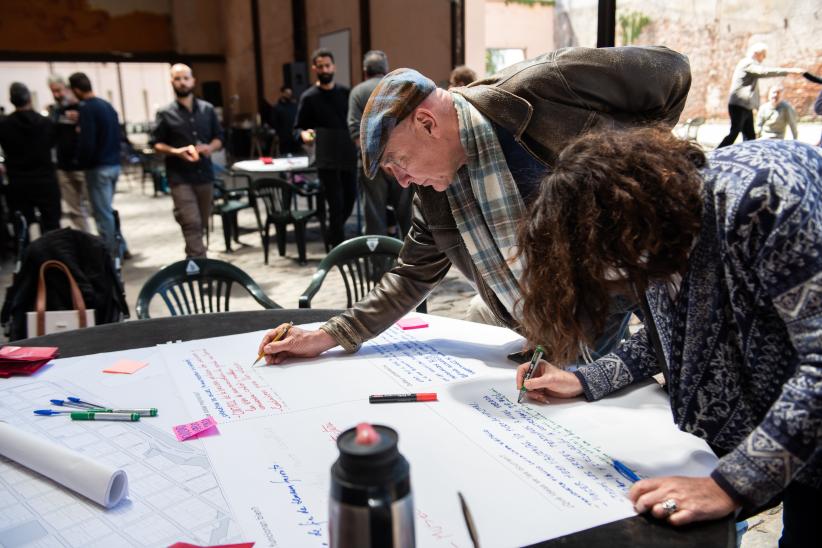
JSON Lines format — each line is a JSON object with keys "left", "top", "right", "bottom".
{"left": 251, "top": 177, "right": 324, "bottom": 265}
{"left": 299, "top": 235, "right": 427, "bottom": 312}
{"left": 136, "top": 259, "right": 281, "bottom": 319}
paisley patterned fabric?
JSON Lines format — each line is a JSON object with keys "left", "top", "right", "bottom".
{"left": 573, "top": 140, "right": 822, "bottom": 508}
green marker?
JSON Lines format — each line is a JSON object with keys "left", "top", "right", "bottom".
{"left": 518, "top": 345, "right": 545, "bottom": 404}
{"left": 109, "top": 408, "right": 158, "bottom": 417}
{"left": 70, "top": 412, "right": 140, "bottom": 422}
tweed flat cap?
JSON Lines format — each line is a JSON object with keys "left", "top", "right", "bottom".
{"left": 360, "top": 68, "right": 437, "bottom": 178}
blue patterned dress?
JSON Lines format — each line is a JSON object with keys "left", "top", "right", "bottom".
{"left": 573, "top": 140, "right": 822, "bottom": 508}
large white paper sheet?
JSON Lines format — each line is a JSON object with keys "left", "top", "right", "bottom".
{"left": 155, "top": 316, "right": 717, "bottom": 547}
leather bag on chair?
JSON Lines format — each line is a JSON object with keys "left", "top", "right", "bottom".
{"left": 1, "top": 228, "right": 128, "bottom": 341}
{"left": 25, "top": 260, "right": 95, "bottom": 337}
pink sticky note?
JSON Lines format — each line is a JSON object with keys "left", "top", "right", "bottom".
{"left": 168, "top": 543, "right": 254, "bottom": 548}
{"left": 103, "top": 359, "right": 148, "bottom": 374}
{"left": 173, "top": 416, "right": 219, "bottom": 441}
{"left": 396, "top": 317, "right": 429, "bottom": 330}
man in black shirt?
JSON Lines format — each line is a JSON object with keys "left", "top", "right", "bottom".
{"left": 47, "top": 74, "right": 89, "bottom": 232}
{"left": 0, "top": 83, "right": 61, "bottom": 231}
{"left": 294, "top": 48, "right": 358, "bottom": 248}
{"left": 270, "top": 86, "right": 300, "bottom": 155}
{"left": 151, "top": 64, "right": 224, "bottom": 258}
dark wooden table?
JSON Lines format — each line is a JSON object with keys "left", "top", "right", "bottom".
{"left": 15, "top": 310, "right": 736, "bottom": 547}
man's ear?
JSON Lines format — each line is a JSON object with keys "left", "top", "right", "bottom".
{"left": 413, "top": 108, "right": 438, "bottom": 136}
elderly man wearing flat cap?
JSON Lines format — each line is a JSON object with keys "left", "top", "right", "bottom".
{"left": 258, "top": 45, "right": 691, "bottom": 363}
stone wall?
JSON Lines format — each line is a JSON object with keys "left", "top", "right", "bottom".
{"left": 615, "top": 0, "right": 822, "bottom": 120}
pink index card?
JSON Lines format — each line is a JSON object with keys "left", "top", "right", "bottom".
{"left": 396, "top": 317, "right": 429, "bottom": 330}
{"left": 103, "top": 359, "right": 148, "bottom": 374}
{"left": 173, "top": 416, "right": 219, "bottom": 441}
{"left": 168, "top": 543, "right": 254, "bottom": 548}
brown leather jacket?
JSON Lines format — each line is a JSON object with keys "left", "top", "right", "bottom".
{"left": 322, "top": 46, "right": 691, "bottom": 351}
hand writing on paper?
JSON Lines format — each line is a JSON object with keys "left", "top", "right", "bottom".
{"left": 258, "top": 325, "right": 336, "bottom": 365}
{"left": 630, "top": 476, "right": 739, "bottom": 525}
{"left": 516, "top": 359, "right": 583, "bottom": 403}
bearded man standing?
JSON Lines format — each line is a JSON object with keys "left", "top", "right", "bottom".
{"left": 151, "top": 64, "right": 223, "bottom": 258}
{"left": 294, "top": 48, "right": 358, "bottom": 248}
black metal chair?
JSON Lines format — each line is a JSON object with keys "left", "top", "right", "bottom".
{"left": 136, "top": 258, "right": 281, "bottom": 319}
{"left": 299, "top": 235, "right": 427, "bottom": 312}
{"left": 288, "top": 168, "right": 328, "bottom": 252}
{"left": 251, "top": 176, "right": 324, "bottom": 265}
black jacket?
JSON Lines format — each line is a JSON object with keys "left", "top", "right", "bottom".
{"left": 0, "top": 110, "right": 56, "bottom": 180}
{"left": 2, "top": 228, "right": 129, "bottom": 340}
{"left": 322, "top": 45, "right": 692, "bottom": 351}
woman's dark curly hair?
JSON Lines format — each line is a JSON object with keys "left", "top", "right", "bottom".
{"left": 517, "top": 127, "right": 706, "bottom": 365}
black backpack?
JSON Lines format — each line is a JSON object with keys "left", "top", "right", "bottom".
{"left": 1, "top": 228, "right": 129, "bottom": 340}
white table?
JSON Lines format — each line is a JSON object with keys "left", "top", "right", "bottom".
{"left": 230, "top": 156, "right": 310, "bottom": 173}
{"left": 2, "top": 313, "right": 732, "bottom": 547}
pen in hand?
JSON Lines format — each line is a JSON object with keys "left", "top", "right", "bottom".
{"left": 252, "top": 322, "right": 293, "bottom": 366}
{"left": 517, "top": 345, "right": 544, "bottom": 404}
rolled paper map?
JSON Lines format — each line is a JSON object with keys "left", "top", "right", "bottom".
{"left": 0, "top": 420, "right": 128, "bottom": 508}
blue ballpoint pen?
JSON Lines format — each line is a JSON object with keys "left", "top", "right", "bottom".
{"left": 67, "top": 397, "right": 107, "bottom": 409}
{"left": 613, "top": 459, "right": 642, "bottom": 483}
{"left": 66, "top": 397, "right": 157, "bottom": 417}
{"left": 50, "top": 399, "right": 97, "bottom": 410}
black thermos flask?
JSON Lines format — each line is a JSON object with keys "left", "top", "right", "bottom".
{"left": 329, "top": 423, "right": 415, "bottom": 547}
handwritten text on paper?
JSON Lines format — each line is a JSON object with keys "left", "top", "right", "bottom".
{"left": 185, "top": 348, "right": 287, "bottom": 420}
{"left": 469, "top": 389, "right": 629, "bottom": 511}
{"left": 369, "top": 327, "right": 476, "bottom": 387}
{"left": 269, "top": 463, "right": 328, "bottom": 546}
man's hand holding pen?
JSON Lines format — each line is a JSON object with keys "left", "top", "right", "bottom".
{"left": 257, "top": 324, "right": 336, "bottom": 365}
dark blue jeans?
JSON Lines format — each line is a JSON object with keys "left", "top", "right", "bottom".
{"left": 85, "top": 164, "right": 127, "bottom": 258}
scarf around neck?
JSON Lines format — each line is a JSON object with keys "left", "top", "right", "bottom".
{"left": 445, "top": 93, "right": 526, "bottom": 317}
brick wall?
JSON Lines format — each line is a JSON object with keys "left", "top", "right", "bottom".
{"left": 614, "top": 0, "right": 822, "bottom": 120}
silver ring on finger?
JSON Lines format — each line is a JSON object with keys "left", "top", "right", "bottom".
{"left": 661, "top": 498, "right": 678, "bottom": 515}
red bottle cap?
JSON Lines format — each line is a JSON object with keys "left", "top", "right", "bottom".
{"left": 355, "top": 422, "right": 381, "bottom": 445}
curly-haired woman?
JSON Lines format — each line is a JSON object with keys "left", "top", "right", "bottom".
{"left": 515, "top": 128, "right": 820, "bottom": 546}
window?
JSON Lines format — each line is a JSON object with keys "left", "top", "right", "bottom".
{"left": 485, "top": 48, "right": 526, "bottom": 75}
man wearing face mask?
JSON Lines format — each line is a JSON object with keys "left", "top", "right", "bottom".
{"left": 151, "top": 64, "right": 224, "bottom": 258}
{"left": 294, "top": 48, "right": 358, "bottom": 248}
